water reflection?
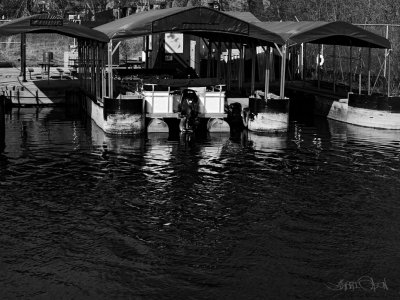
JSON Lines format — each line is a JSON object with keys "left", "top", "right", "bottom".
{"left": 2, "top": 108, "right": 400, "bottom": 299}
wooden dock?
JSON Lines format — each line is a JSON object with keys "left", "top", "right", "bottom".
{"left": 0, "top": 67, "right": 79, "bottom": 106}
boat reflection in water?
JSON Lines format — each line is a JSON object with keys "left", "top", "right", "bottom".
{"left": 327, "top": 118, "right": 400, "bottom": 147}
{"left": 89, "top": 118, "right": 145, "bottom": 154}
{"left": 247, "top": 130, "right": 288, "bottom": 152}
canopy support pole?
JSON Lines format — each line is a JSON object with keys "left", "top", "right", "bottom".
{"left": 384, "top": 25, "right": 389, "bottom": 78}
{"left": 227, "top": 42, "right": 232, "bottom": 91}
{"left": 333, "top": 45, "right": 336, "bottom": 93}
{"left": 280, "top": 44, "right": 287, "bottom": 99}
{"left": 145, "top": 36, "right": 149, "bottom": 69}
{"left": 387, "top": 49, "right": 391, "bottom": 96}
{"left": 302, "top": 43, "right": 307, "bottom": 83}
{"left": 108, "top": 40, "right": 113, "bottom": 98}
{"left": 102, "top": 43, "right": 106, "bottom": 100}
{"left": 20, "top": 33, "right": 27, "bottom": 82}
{"left": 265, "top": 46, "right": 270, "bottom": 99}
{"left": 349, "top": 46, "right": 353, "bottom": 93}
{"left": 251, "top": 43, "right": 256, "bottom": 95}
{"left": 317, "top": 44, "right": 321, "bottom": 89}
{"left": 367, "top": 48, "right": 371, "bottom": 95}
{"left": 216, "top": 41, "right": 221, "bottom": 80}
{"left": 300, "top": 43, "right": 304, "bottom": 80}
{"left": 270, "top": 46, "right": 274, "bottom": 81}
{"left": 207, "top": 39, "right": 211, "bottom": 78}
{"left": 240, "top": 44, "right": 245, "bottom": 91}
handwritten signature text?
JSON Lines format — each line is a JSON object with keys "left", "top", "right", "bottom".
{"left": 326, "top": 276, "right": 388, "bottom": 292}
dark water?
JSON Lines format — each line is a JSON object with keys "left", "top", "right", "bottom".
{"left": 1, "top": 107, "right": 400, "bottom": 299}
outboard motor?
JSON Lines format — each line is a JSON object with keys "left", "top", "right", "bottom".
{"left": 179, "top": 89, "right": 200, "bottom": 132}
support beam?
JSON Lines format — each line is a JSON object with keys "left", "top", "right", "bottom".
{"left": 112, "top": 41, "right": 121, "bottom": 55}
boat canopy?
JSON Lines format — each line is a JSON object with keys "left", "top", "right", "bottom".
{"left": 0, "top": 14, "right": 109, "bottom": 43}
{"left": 255, "top": 21, "right": 391, "bottom": 49}
{"left": 95, "top": 7, "right": 285, "bottom": 46}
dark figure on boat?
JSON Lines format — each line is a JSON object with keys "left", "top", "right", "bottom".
{"left": 179, "top": 89, "right": 200, "bottom": 132}
{"left": 226, "top": 102, "right": 245, "bottom": 130}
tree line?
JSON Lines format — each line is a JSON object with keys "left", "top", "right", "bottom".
{"left": 0, "top": 0, "right": 399, "bottom": 25}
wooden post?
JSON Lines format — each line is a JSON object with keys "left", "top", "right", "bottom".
{"left": 367, "top": 48, "right": 371, "bottom": 95}
{"left": 358, "top": 73, "right": 362, "bottom": 94}
{"left": 280, "top": 44, "right": 287, "bottom": 99}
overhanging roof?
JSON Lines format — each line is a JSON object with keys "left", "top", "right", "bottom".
{"left": 0, "top": 14, "right": 109, "bottom": 43}
{"left": 255, "top": 21, "right": 391, "bottom": 49}
{"left": 95, "top": 7, "right": 285, "bottom": 45}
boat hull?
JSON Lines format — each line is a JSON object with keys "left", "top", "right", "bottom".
{"left": 83, "top": 95, "right": 145, "bottom": 135}
{"left": 314, "top": 93, "right": 400, "bottom": 130}
{"left": 247, "top": 96, "right": 290, "bottom": 132}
